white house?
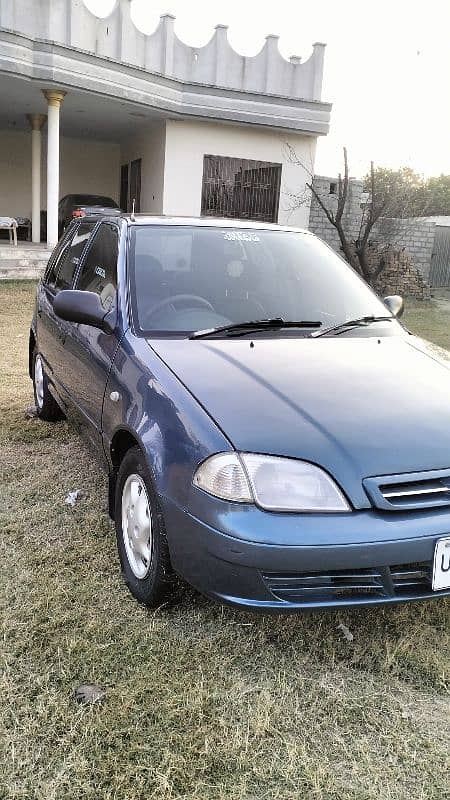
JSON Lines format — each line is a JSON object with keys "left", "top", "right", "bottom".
{"left": 0, "top": 0, "right": 331, "bottom": 246}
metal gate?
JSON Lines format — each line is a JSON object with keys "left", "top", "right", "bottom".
{"left": 201, "top": 155, "right": 282, "bottom": 223}
{"left": 429, "top": 226, "right": 450, "bottom": 287}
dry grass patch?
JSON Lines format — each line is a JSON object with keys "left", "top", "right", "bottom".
{"left": 0, "top": 282, "right": 449, "bottom": 799}
{"left": 403, "top": 295, "right": 450, "bottom": 351}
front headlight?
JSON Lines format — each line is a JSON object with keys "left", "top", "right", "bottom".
{"left": 193, "top": 453, "right": 350, "bottom": 512}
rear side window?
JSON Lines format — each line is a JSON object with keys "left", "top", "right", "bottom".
{"left": 76, "top": 222, "right": 119, "bottom": 311}
{"left": 44, "top": 225, "right": 75, "bottom": 288}
{"left": 54, "top": 222, "right": 96, "bottom": 291}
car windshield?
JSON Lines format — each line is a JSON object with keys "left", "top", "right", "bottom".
{"left": 71, "top": 195, "right": 118, "bottom": 208}
{"left": 129, "top": 225, "right": 392, "bottom": 336}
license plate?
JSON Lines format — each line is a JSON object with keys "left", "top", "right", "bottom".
{"left": 432, "top": 537, "right": 450, "bottom": 591}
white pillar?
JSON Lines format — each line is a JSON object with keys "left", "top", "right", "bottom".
{"left": 27, "top": 114, "right": 46, "bottom": 243}
{"left": 43, "top": 90, "right": 66, "bottom": 245}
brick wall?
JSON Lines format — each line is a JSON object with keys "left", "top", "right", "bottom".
{"left": 374, "top": 217, "right": 436, "bottom": 282}
{"left": 308, "top": 176, "right": 449, "bottom": 294}
{"left": 363, "top": 242, "right": 431, "bottom": 300}
{"left": 308, "top": 176, "right": 366, "bottom": 252}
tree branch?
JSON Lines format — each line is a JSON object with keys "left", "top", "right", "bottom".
{"left": 335, "top": 148, "right": 348, "bottom": 225}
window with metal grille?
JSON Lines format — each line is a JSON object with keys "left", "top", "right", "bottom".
{"left": 201, "top": 155, "right": 282, "bottom": 223}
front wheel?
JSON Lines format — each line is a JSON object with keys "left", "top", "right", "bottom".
{"left": 114, "top": 447, "right": 172, "bottom": 607}
{"left": 32, "top": 349, "right": 64, "bottom": 421}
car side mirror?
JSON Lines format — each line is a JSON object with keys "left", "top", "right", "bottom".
{"left": 383, "top": 294, "right": 404, "bottom": 318}
{"left": 53, "top": 290, "right": 116, "bottom": 334}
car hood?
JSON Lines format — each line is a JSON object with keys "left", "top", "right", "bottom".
{"left": 149, "top": 335, "right": 450, "bottom": 508}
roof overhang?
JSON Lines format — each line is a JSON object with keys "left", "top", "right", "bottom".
{"left": 0, "top": 30, "right": 331, "bottom": 137}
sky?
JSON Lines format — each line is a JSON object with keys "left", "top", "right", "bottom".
{"left": 85, "top": 0, "right": 450, "bottom": 179}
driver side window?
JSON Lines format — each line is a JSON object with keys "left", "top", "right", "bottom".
{"left": 76, "top": 222, "right": 119, "bottom": 311}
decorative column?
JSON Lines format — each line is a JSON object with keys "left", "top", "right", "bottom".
{"left": 26, "top": 114, "right": 46, "bottom": 243}
{"left": 312, "top": 43, "right": 326, "bottom": 101}
{"left": 214, "top": 25, "right": 229, "bottom": 86}
{"left": 264, "top": 35, "right": 280, "bottom": 95}
{"left": 42, "top": 90, "right": 66, "bottom": 245}
{"left": 289, "top": 55, "right": 302, "bottom": 98}
{"left": 160, "top": 14, "right": 175, "bottom": 76}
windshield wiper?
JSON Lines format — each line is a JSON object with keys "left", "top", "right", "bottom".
{"left": 310, "top": 315, "right": 394, "bottom": 338}
{"left": 189, "top": 318, "right": 322, "bottom": 339}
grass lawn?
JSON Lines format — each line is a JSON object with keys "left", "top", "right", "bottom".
{"left": 403, "top": 295, "right": 450, "bottom": 351}
{"left": 1, "top": 281, "right": 449, "bottom": 800}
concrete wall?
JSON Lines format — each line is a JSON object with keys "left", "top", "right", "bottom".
{"left": 0, "top": 120, "right": 316, "bottom": 226}
{"left": 163, "top": 119, "right": 316, "bottom": 228}
{"left": 0, "top": 130, "right": 33, "bottom": 219}
{"left": 59, "top": 137, "right": 120, "bottom": 203}
{"left": 120, "top": 123, "right": 166, "bottom": 214}
{"left": 0, "top": 129, "right": 120, "bottom": 218}
{"left": 0, "top": 0, "right": 326, "bottom": 103}
{"left": 308, "top": 175, "right": 450, "bottom": 284}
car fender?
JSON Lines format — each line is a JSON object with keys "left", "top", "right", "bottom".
{"left": 102, "top": 334, "right": 232, "bottom": 510}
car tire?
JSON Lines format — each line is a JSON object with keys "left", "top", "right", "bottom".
{"left": 114, "top": 446, "right": 172, "bottom": 607}
{"left": 32, "top": 348, "right": 65, "bottom": 421}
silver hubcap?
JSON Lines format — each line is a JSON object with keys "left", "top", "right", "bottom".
{"left": 34, "top": 355, "right": 44, "bottom": 409}
{"left": 121, "top": 474, "right": 152, "bottom": 579}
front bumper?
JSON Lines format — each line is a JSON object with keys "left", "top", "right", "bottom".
{"left": 162, "top": 498, "right": 450, "bottom": 611}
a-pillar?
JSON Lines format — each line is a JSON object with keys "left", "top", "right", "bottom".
{"left": 42, "top": 90, "right": 66, "bottom": 245}
{"left": 26, "top": 114, "right": 46, "bottom": 243}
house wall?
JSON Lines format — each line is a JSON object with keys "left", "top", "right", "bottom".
{"left": 119, "top": 122, "right": 166, "bottom": 214}
{"left": 0, "top": 129, "right": 120, "bottom": 219}
{"left": 163, "top": 119, "right": 316, "bottom": 228}
{"left": 0, "top": 130, "right": 32, "bottom": 219}
{"left": 59, "top": 137, "right": 120, "bottom": 203}
{"left": 0, "top": 119, "right": 317, "bottom": 230}
{"left": 0, "top": 1, "right": 328, "bottom": 106}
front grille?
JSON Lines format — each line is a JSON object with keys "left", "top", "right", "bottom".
{"left": 262, "top": 561, "right": 434, "bottom": 604}
{"left": 364, "top": 468, "right": 450, "bottom": 511}
{"left": 380, "top": 479, "right": 450, "bottom": 508}
{"left": 390, "top": 562, "right": 431, "bottom": 593}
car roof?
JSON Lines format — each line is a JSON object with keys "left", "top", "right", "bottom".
{"left": 62, "top": 194, "right": 116, "bottom": 201}
{"left": 80, "top": 213, "right": 311, "bottom": 235}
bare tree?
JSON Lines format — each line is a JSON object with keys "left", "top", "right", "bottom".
{"left": 285, "top": 144, "right": 392, "bottom": 283}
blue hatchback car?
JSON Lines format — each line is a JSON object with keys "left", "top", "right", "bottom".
{"left": 30, "top": 214, "right": 450, "bottom": 611}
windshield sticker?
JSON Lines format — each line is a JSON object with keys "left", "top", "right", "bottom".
{"left": 223, "top": 232, "right": 260, "bottom": 242}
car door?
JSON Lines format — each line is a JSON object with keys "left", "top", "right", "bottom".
{"left": 37, "top": 221, "right": 97, "bottom": 403}
{"left": 37, "top": 229, "right": 70, "bottom": 381}
{"left": 61, "top": 221, "right": 121, "bottom": 451}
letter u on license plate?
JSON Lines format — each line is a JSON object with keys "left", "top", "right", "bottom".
{"left": 432, "top": 537, "right": 450, "bottom": 591}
